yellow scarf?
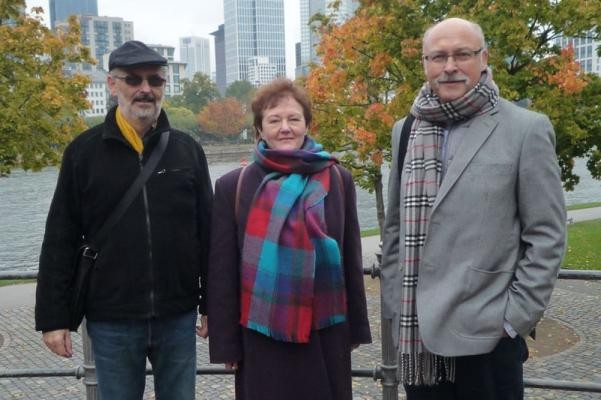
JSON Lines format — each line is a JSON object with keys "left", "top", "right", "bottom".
{"left": 115, "top": 107, "right": 144, "bottom": 154}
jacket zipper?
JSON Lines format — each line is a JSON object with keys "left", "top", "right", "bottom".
{"left": 140, "top": 154, "right": 156, "bottom": 317}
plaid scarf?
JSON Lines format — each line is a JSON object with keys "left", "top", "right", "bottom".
{"left": 240, "top": 136, "right": 347, "bottom": 343}
{"left": 398, "top": 68, "right": 499, "bottom": 385}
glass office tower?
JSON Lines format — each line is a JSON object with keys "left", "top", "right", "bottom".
{"left": 298, "top": 0, "right": 359, "bottom": 77}
{"left": 180, "top": 36, "right": 212, "bottom": 80}
{"left": 223, "top": 0, "right": 286, "bottom": 87}
{"left": 49, "top": 0, "right": 98, "bottom": 29}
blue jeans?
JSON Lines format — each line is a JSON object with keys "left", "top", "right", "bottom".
{"left": 87, "top": 310, "right": 197, "bottom": 400}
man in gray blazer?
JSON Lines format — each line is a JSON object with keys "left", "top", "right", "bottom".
{"left": 381, "top": 17, "right": 566, "bottom": 399}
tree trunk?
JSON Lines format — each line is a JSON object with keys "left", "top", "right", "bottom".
{"left": 374, "top": 171, "right": 385, "bottom": 238}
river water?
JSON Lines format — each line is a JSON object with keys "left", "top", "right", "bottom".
{"left": 0, "top": 158, "right": 599, "bottom": 272}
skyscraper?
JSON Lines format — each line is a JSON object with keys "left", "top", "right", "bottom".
{"left": 298, "top": 0, "right": 359, "bottom": 77}
{"left": 223, "top": 0, "right": 286, "bottom": 87}
{"left": 49, "top": 0, "right": 98, "bottom": 29}
{"left": 73, "top": 15, "right": 133, "bottom": 71}
{"left": 179, "top": 36, "right": 212, "bottom": 80}
{"left": 211, "top": 24, "right": 227, "bottom": 95}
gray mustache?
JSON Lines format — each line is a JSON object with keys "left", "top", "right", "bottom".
{"left": 134, "top": 95, "right": 155, "bottom": 102}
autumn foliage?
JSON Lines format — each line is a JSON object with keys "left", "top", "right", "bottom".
{"left": 305, "top": 0, "right": 601, "bottom": 230}
{"left": 1, "top": 1, "right": 94, "bottom": 175}
{"left": 197, "top": 97, "right": 249, "bottom": 138}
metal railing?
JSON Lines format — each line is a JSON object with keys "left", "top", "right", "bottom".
{"left": 2, "top": 266, "right": 601, "bottom": 399}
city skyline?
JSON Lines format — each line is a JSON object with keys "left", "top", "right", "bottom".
{"left": 25, "top": 0, "right": 301, "bottom": 77}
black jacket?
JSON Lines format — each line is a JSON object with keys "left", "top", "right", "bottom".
{"left": 35, "top": 107, "right": 212, "bottom": 332}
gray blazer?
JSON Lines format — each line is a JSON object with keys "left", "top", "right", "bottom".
{"left": 380, "top": 98, "right": 566, "bottom": 357}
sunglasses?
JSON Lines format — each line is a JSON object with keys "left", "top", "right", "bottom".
{"left": 113, "top": 74, "right": 166, "bottom": 87}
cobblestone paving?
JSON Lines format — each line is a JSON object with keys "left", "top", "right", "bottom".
{"left": 1, "top": 279, "right": 599, "bottom": 399}
{"left": 523, "top": 280, "right": 601, "bottom": 400}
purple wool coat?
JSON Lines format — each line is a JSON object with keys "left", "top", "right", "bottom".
{"left": 207, "top": 162, "right": 372, "bottom": 400}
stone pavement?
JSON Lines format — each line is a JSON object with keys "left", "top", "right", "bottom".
{"left": 1, "top": 208, "right": 600, "bottom": 399}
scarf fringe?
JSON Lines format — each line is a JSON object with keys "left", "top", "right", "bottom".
{"left": 398, "top": 352, "right": 456, "bottom": 386}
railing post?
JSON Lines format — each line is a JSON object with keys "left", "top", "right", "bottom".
{"left": 81, "top": 319, "right": 98, "bottom": 399}
{"left": 374, "top": 248, "right": 400, "bottom": 399}
{"left": 380, "top": 317, "right": 400, "bottom": 399}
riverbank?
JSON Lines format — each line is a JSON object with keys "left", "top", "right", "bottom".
{"left": 202, "top": 143, "right": 253, "bottom": 161}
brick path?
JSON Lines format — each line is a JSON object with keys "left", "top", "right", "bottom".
{"left": 1, "top": 223, "right": 600, "bottom": 399}
{"left": 1, "top": 279, "right": 600, "bottom": 399}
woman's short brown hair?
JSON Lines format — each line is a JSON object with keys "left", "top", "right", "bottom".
{"left": 251, "top": 78, "right": 312, "bottom": 138}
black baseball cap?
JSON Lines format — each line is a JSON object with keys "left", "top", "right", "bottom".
{"left": 108, "top": 40, "right": 168, "bottom": 71}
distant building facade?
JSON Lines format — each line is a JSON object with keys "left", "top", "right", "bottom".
{"left": 179, "top": 36, "right": 212, "bottom": 80}
{"left": 297, "top": 0, "right": 359, "bottom": 78}
{"left": 223, "top": 0, "right": 286, "bottom": 87}
{"left": 247, "top": 56, "right": 278, "bottom": 86}
{"left": 49, "top": 0, "right": 98, "bottom": 29}
{"left": 211, "top": 24, "right": 227, "bottom": 95}
{"left": 554, "top": 31, "right": 601, "bottom": 76}
{"left": 66, "top": 15, "right": 134, "bottom": 72}
{"left": 295, "top": 42, "right": 302, "bottom": 69}
{"left": 83, "top": 70, "right": 109, "bottom": 117}
{"left": 148, "top": 44, "right": 185, "bottom": 97}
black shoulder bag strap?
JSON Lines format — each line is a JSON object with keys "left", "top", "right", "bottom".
{"left": 91, "top": 130, "right": 170, "bottom": 248}
{"left": 69, "top": 130, "right": 170, "bottom": 331}
{"left": 397, "top": 114, "right": 415, "bottom": 177}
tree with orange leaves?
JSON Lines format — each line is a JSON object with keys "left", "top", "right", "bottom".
{"left": 197, "top": 97, "right": 250, "bottom": 139}
{"left": 306, "top": 0, "right": 601, "bottom": 232}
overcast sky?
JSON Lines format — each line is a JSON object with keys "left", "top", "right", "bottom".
{"left": 24, "top": 0, "right": 301, "bottom": 77}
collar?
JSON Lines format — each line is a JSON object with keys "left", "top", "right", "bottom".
{"left": 102, "top": 106, "right": 171, "bottom": 146}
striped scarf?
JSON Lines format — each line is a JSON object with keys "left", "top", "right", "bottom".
{"left": 240, "top": 136, "right": 347, "bottom": 343}
{"left": 398, "top": 68, "right": 499, "bottom": 385}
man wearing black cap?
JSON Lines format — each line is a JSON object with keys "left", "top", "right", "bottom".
{"left": 35, "top": 40, "right": 213, "bottom": 399}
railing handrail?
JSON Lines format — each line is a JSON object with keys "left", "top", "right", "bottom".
{"left": 2, "top": 268, "right": 600, "bottom": 398}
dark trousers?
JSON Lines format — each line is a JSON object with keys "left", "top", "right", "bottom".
{"left": 404, "top": 337, "right": 529, "bottom": 400}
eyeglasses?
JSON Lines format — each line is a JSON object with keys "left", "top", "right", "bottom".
{"left": 112, "top": 74, "right": 166, "bottom": 87}
{"left": 423, "top": 48, "right": 484, "bottom": 65}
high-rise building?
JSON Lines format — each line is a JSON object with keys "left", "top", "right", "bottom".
{"left": 71, "top": 15, "right": 134, "bottom": 72}
{"left": 148, "top": 44, "right": 185, "bottom": 97}
{"left": 223, "top": 0, "right": 286, "bottom": 87}
{"left": 554, "top": 31, "right": 601, "bottom": 76}
{"left": 179, "top": 36, "right": 212, "bottom": 80}
{"left": 49, "top": 0, "right": 98, "bottom": 29}
{"left": 295, "top": 42, "right": 302, "bottom": 68}
{"left": 297, "top": 0, "right": 359, "bottom": 77}
{"left": 211, "top": 24, "right": 227, "bottom": 95}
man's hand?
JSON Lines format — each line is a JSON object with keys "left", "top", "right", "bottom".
{"left": 196, "top": 315, "right": 208, "bottom": 338}
{"left": 42, "top": 329, "right": 73, "bottom": 358}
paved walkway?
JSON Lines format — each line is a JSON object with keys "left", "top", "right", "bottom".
{"left": 0, "top": 208, "right": 599, "bottom": 399}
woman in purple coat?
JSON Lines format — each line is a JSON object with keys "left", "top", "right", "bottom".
{"left": 207, "top": 78, "right": 372, "bottom": 399}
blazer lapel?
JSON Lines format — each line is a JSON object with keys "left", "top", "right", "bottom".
{"left": 431, "top": 110, "right": 500, "bottom": 213}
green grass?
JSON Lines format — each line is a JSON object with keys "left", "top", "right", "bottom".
{"left": 563, "top": 219, "right": 601, "bottom": 270}
{"left": 566, "top": 202, "right": 601, "bottom": 211}
{"left": 0, "top": 279, "right": 35, "bottom": 288}
{"left": 360, "top": 203, "right": 601, "bottom": 237}
{"left": 360, "top": 217, "right": 601, "bottom": 271}
{"left": 361, "top": 228, "right": 380, "bottom": 237}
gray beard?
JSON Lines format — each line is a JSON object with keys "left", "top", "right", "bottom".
{"left": 132, "top": 101, "right": 161, "bottom": 122}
